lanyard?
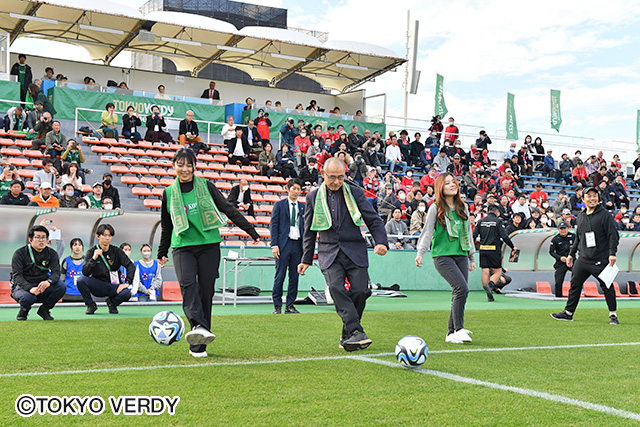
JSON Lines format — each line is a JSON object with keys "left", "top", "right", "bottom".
{"left": 97, "top": 246, "right": 111, "bottom": 270}
{"left": 29, "top": 246, "right": 49, "bottom": 271}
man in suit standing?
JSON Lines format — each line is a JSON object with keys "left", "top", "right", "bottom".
{"left": 227, "top": 179, "right": 255, "bottom": 217}
{"left": 201, "top": 81, "right": 220, "bottom": 100}
{"left": 270, "top": 179, "right": 305, "bottom": 314}
{"left": 298, "top": 158, "right": 388, "bottom": 352}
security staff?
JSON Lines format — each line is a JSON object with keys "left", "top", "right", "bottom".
{"left": 548, "top": 222, "right": 574, "bottom": 298}
{"left": 10, "top": 225, "right": 66, "bottom": 320}
{"left": 473, "top": 204, "right": 516, "bottom": 301}
{"left": 551, "top": 187, "right": 620, "bottom": 324}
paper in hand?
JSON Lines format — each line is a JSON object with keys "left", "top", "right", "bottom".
{"left": 48, "top": 229, "right": 62, "bottom": 240}
{"left": 598, "top": 264, "right": 619, "bottom": 289}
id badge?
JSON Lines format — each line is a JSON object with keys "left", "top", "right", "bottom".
{"left": 110, "top": 271, "right": 120, "bottom": 285}
{"left": 154, "top": 125, "right": 159, "bottom": 132}
{"left": 585, "top": 231, "right": 596, "bottom": 248}
{"left": 131, "top": 126, "right": 136, "bottom": 133}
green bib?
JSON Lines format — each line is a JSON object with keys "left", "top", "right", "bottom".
{"left": 166, "top": 183, "right": 222, "bottom": 249}
{"left": 431, "top": 209, "right": 470, "bottom": 258}
{"left": 86, "top": 194, "right": 102, "bottom": 209}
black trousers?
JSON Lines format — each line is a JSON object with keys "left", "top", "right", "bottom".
{"left": 229, "top": 155, "right": 250, "bottom": 166}
{"left": 565, "top": 257, "right": 616, "bottom": 313}
{"left": 321, "top": 250, "right": 371, "bottom": 338}
{"left": 12, "top": 281, "right": 66, "bottom": 311}
{"left": 553, "top": 263, "right": 570, "bottom": 298}
{"left": 173, "top": 243, "right": 220, "bottom": 352}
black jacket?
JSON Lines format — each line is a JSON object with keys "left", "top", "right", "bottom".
{"left": 549, "top": 232, "right": 575, "bottom": 267}
{"left": 228, "top": 137, "right": 251, "bottom": 157}
{"left": 145, "top": 114, "right": 167, "bottom": 135}
{"left": 178, "top": 119, "right": 199, "bottom": 137}
{"left": 0, "top": 192, "right": 30, "bottom": 205}
{"left": 122, "top": 114, "right": 142, "bottom": 133}
{"left": 569, "top": 204, "right": 619, "bottom": 262}
{"left": 473, "top": 212, "right": 515, "bottom": 251}
{"left": 82, "top": 244, "right": 135, "bottom": 285}
{"left": 228, "top": 184, "right": 252, "bottom": 208}
{"left": 11, "top": 245, "right": 61, "bottom": 290}
{"left": 299, "top": 166, "right": 319, "bottom": 185}
{"left": 201, "top": 88, "right": 220, "bottom": 100}
{"left": 103, "top": 184, "right": 121, "bottom": 209}
{"left": 10, "top": 62, "right": 32, "bottom": 87}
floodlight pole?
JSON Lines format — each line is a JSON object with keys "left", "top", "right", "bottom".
{"left": 403, "top": 10, "right": 410, "bottom": 128}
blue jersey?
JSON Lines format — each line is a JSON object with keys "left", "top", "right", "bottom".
{"left": 64, "top": 256, "right": 83, "bottom": 295}
{"left": 135, "top": 260, "right": 159, "bottom": 297}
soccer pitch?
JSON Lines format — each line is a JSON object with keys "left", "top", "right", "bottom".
{"left": 2, "top": 292, "right": 640, "bottom": 426}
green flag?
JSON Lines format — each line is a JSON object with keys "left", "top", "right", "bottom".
{"left": 550, "top": 89, "right": 562, "bottom": 132}
{"left": 434, "top": 74, "right": 448, "bottom": 118}
{"left": 636, "top": 110, "right": 640, "bottom": 153}
{"left": 506, "top": 92, "right": 518, "bottom": 140}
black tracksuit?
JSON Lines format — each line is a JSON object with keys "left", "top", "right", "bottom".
{"left": 565, "top": 204, "right": 619, "bottom": 313}
{"left": 549, "top": 232, "right": 574, "bottom": 297}
{"left": 473, "top": 212, "right": 515, "bottom": 269}
{"left": 10, "top": 245, "right": 66, "bottom": 312}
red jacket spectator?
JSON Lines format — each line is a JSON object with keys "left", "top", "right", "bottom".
{"left": 528, "top": 189, "right": 549, "bottom": 203}
{"left": 572, "top": 166, "right": 588, "bottom": 183}
{"left": 363, "top": 176, "right": 380, "bottom": 199}
{"left": 316, "top": 151, "right": 332, "bottom": 171}
{"left": 444, "top": 124, "right": 459, "bottom": 143}
{"left": 420, "top": 172, "right": 437, "bottom": 192}
{"left": 256, "top": 116, "right": 271, "bottom": 141}
{"left": 294, "top": 135, "right": 311, "bottom": 154}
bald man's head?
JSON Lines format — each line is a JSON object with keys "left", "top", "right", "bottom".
{"left": 239, "top": 179, "right": 249, "bottom": 187}
{"left": 322, "top": 158, "right": 346, "bottom": 191}
{"left": 324, "top": 157, "right": 345, "bottom": 173}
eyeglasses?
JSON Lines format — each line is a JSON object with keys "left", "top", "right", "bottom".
{"left": 32, "top": 236, "right": 48, "bottom": 241}
{"left": 325, "top": 175, "right": 345, "bottom": 182}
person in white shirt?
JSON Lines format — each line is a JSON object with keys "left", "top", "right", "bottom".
{"left": 221, "top": 115, "right": 237, "bottom": 149}
{"left": 385, "top": 136, "right": 407, "bottom": 174}
{"left": 154, "top": 84, "right": 170, "bottom": 100}
{"left": 511, "top": 194, "right": 531, "bottom": 219}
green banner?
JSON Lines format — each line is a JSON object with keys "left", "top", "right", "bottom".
{"left": 241, "top": 110, "right": 386, "bottom": 142}
{"left": 50, "top": 86, "right": 226, "bottom": 132}
{"left": 434, "top": 73, "right": 448, "bottom": 118}
{"left": 637, "top": 110, "right": 640, "bottom": 153}
{"left": 506, "top": 92, "right": 518, "bottom": 141}
{"left": 550, "top": 89, "right": 562, "bottom": 132}
{"left": 0, "top": 80, "right": 21, "bottom": 112}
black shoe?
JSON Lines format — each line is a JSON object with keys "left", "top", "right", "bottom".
{"left": 483, "top": 285, "right": 495, "bottom": 302}
{"left": 342, "top": 331, "right": 372, "bottom": 352}
{"left": 85, "top": 302, "right": 98, "bottom": 315}
{"left": 550, "top": 310, "right": 573, "bottom": 321}
{"left": 273, "top": 306, "right": 282, "bottom": 314}
{"left": 609, "top": 314, "right": 619, "bottom": 325}
{"left": 37, "top": 307, "right": 54, "bottom": 321}
{"left": 16, "top": 308, "right": 29, "bottom": 321}
{"left": 105, "top": 297, "right": 118, "bottom": 314}
{"left": 285, "top": 305, "right": 300, "bottom": 314}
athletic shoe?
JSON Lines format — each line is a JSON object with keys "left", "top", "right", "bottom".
{"left": 445, "top": 333, "right": 463, "bottom": 344}
{"left": 37, "top": 307, "right": 54, "bottom": 321}
{"left": 609, "top": 314, "right": 619, "bottom": 325}
{"left": 105, "top": 297, "right": 118, "bottom": 314}
{"left": 85, "top": 168, "right": 93, "bottom": 175}
{"left": 454, "top": 329, "right": 473, "bottom": 342}
{"left": 185, "top": 326, "right": 216, "bottom": 346}
{"left": 189, "top": 350, "right": 208, "bottom": 358}
{"left": 85, "top": 302, "right": 98, "bottom": 315}
{"left": 273, "top": 306, "right": 281, "bottom": 314}
{"left": 483, "top": 285, "right": 495, "bottom": 302}
{"left": 16, "top": 308, "right": 29, "bottom": 321}
{"left": 285, "top": 305, "right": 300, "bottom": 314}
{"left": 550, "top": 310, "right": 573, "bottom": 321}
{"left": 339, "top": 337, "right": 345, "bottom": 349}
{"left": 342, "top": 331, "right": 372, "bottom": 352}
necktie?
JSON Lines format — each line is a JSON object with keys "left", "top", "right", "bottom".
{"left": 210, "top": 90, "right": 213, "bottom": 98}
{"left": 290, "top": 203, "right": 297, "bottom": 226}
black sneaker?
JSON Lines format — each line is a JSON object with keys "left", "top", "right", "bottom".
{"left": 285, "top": 305, "right": 300, "bottom": 314}
{"left": 273, "top": 306, "right": 282, "bottom": 314}
{"left": 342, "top": 331, "right": 372, "bottom": 352}
{"left": 550, "top": 310, "right": 573, "bottom": 321}
{"left": 609, "top": 314, "right": 619, "bottom": 325}
{"left": 37, "top": 307, "right": 54, "bottom": 321}
{"left": 483, "top": 285, "right": 495, "bottom": 302}
{"left": 85, "top": 302, "right": 98, "bottom": 315}
{"left": 16, "top": 308, "right": 29, "bottom": 321}
{"left": 105, "top": 297, "right": 118, "bottom": 314}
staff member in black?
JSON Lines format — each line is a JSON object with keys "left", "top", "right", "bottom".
{"left": 158, "top": 148, "right": 260, "bottom": 358}
{"left": 548, "top": 221, "right": 574, "bottom": 298}
{"left": 78, "top": 224, "right": 135, "bottom": 315}
{"left": 10, "top": 225, "right": 66, "bottom": 320}
{"left": 473, "top": 204, "right": 517, "bottom": 302}
{"left": 298, "top": 158, "right": 389, "bottom": 352}
{"left": 551, "top": 187, "right": 620, "bottom": 324}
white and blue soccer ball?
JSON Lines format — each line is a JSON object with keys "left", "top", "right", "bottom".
{"left": 149, "top": 311, "right": 185, "bottom": 346}
{"left": 395, "top": 335, "right": 428, "bottom": 367}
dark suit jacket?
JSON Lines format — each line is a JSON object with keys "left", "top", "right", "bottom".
{"left": 227, "top": 185, "right": 252, "bottom": 208}
{"left": 270, "top": 197, "right": 305, "bottom": 252}
{"left": 302, "top": 183, "right": 388, "bottom": 270}
{"left": 243, "top": 126, "right": 262, "bottom": 145}
{"left": 228, "top": 137, "right": 251, "bottom": 156}
{"left": 122, "top": 114, "right": 141, "bottom": 133}
{"left": 201, "top": 89, "right": 220, "bottom": 100}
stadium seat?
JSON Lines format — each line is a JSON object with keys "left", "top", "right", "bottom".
{"left": 18, "top": 169, "right": 35, "bottom": 179}
{"left": 203, "top": 171, "right": 220, "bottom": 180}
{"left": 267, "top": 185, "right": 287, "bottom": 194}
{"left": 132, "top": 187, "right": 152, "bottom": 198}
{"left": 257, "top": 204, "right": 274, "bottom": 214}
{"left": 151, "top": 188, "right": 164, "bottom": 197}
{"left": 159, "top": 178, "right": 174, "bottom": 186}
{"left": 110, "top": 165, "right": 130, "bottom": 175}
{"left": 100, "top": 155, "right": 120, "bottom": 164}
{"left": 255, "top": 216, "right": 271, "bottom": 225}
{"left": 196, "top": 162, "right": 209, "bottom": 170}
{"left": 121, "top": 176, "right": 140, "bottom": 186}
{"left": 0, "top": 148, "right": 22, "bottom": 157}
{"left": 119, "top": 140, "right": 137, "bottom": 148}
{"left": 14, "top": 140, "right": 31, "bottom": 148}
{"left": 91, "top": 146, "right": 110, "bottom": 154}
{"left": 143, "top": 199, "right": 162, "bottom": 210}
{"left": 583, "top": 281, "right": 604, "bottom": 297}
{"left": 216, "top": 182, "right": 233, "bottom": 191}
{"left": 141, "top": 177, "right": 160, "bottom": 186}
{"left": 22, "top": 150, "right": 44, "bottom": 158}
{"left": 148, "top": 167, "right": 170, "bottom": 177}
{"left": 82, "top": 184, "right": 92, "bottom": 193}
{"left": 145, "top": 150, "right": 164, "bottom": 158}
{"left": 130, "top": 166, "right": 150, "bottom": 175}
{"left": 119, "top": 156, "right": 139, "bottom": 165}
{"left": 209, "top": 164, "right": 226, "bottom": 172}
{"left": 263, "top": 195, "right": 280, "bottom": 203}
{"left": 138, "top": 141, "right": 154, "bottom": 149}
{"left": 562, "top": 281, "right": 571, "bottom": 297}
{"left": 612, "top": 282, "right": 628, "bottom": 298}
{"left": 0, "top": 138, "right": 15, "bottom": 147}
{"left": 8, "top": 158, "right": 30, "bottom": 168}
{"left": 0, "top": 281, "right": 17, "bottom": 304}
{"left": 161, "top": 281, "right": 182, "bottom": 301}
{"left": 226, "top": 164, "right": 242, "bottom": 173}
{"left": 250, "top": 184, "right": 268, "bottom": 192}
{"left": 128, "top": 148, "right": 146, "bottom": 157}
{"left": 137, "top": 158, "right": 157, "bottom": 167}
{"left": 535, "top": 281, "right": 552, "bottom": 295}
{"left": 197, "top": 154, "right": 214, "bottom": 162}
{"left": 253, "top": 175, "right": 271, "bottom": 184}
{"left": 213, "top": 155, "right": 228, "bottom": 163}
{"left": 242, "top": 165, "right": 259, "bottom": 174}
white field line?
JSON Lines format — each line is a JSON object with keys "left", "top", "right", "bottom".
{"left": 1, "top": 342, "right": 639, "bottom": 379}
{"left": 353, "top": 356, "right": 640, "bottom": 422}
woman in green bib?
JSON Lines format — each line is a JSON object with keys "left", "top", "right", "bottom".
{"left": 158, "top": 148, "right": 260, "bottom": 358}
{"left": 415, "top": 173, "right": 476, "bottom": 345}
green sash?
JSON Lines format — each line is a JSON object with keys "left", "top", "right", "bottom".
{"left": 311, "top": 182, "right": 362, "bottom": 231}
{"left": 167, "top": 176, "right": 225, "bottom": 235}
{"left": 440, "top": 203, "right": 472, "bottom": 251}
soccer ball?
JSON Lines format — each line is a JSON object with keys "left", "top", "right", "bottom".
{"left": 395, "top": 335, "right": 428, "bottom": 367}
{"left": 149, "top": 311, "right": 185, "bottom": 346}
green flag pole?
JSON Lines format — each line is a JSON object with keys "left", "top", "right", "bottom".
{"left": 434, "top": 74, "right": 448, "bottom": 118}
{"left": 550, "top": 89, "right": 562, "bottom": 132}
{"left": 506, "top": 93, "right": 518, "bottom": 140}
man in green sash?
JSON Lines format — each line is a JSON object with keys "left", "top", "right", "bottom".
{"left": 298, "top": 158, "right": 389, "bottom": 352}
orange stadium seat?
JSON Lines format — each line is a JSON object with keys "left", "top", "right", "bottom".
{"left": 613, "top": 282, "right": 628, "bottom": 298}
{"left": 101, "top": 155, "right": 120, "bottom": 164}
{"left": 196, "top": 162, "right": 209, "bottom": 170}
{"left": 14, "top": 140, "right": 32, "bottom": 148}
{"left": 132, "top": 187, "right": 152, "bottom": 198}
{"left": 159, "top": 178, "right": 174, "bottom": 186}
{"left": 151, "top": 188, "right": 164, "bottom": 197}
{"left": 119, "top": 140, "right": 138, "bottom": 148}
{"left": 8, "top": 131, "right": 26, "bottom": 139}
{"left": 562, "top": 281, "right": 570, "bottom": 297}
{"left": 91, "top": 145, "right": 110, "bottom": 154}
{"left": 110, "top": 165, "right": 130, "bottom": 175}
{"left": 138, "top": 141, "right": 154, "bottom": 149}
{"left": 262, "top": 195, "right": 280, "bottom": 203}
{"left": 148, "top": 167, "right": 170, "bottom": 177}
{"left": 242, "top": 165, "right": 259, "bottom": 174}
{"left": 143, "top": 199, "right": 162, "bottom": 210}
{"left": 213, "top": 155, "right": 228, "bottom": 163}
{"left": 22, "top": 150, "right": 44, "bottom": 158}
{"left": 219, "top": 173, "right": 239, "bottom": 181}
{"left": 161, "top": 281, "right": 182, "bottom": 301}
{"left": 128, "top": 148, "right": 146, "bottom": 157}
{"left": 137, "top": 158, "right": 157, "bottom": 167}
{"left": 583, "top": 282, "right": 604, "bottom": 297}
{"left": 267, "top": 185, "right": 287, "bottom": 194}
{"left": 101, "top": 138, "right": 118, "bottom": 145}
{"left": 129, "top": 166, "right": 150, "bottom": 175}
{"left": 250, "top": 184, "right": 268, "bottom": 192}
{"left": 216, "top": 182, "right": 233, "bottom": 191}
{"left": 253, "top": 175, "right": 271, "bottom": 183}
{"left": 0, "top": 138, "right": 15, "bottom": 146}
{"left": 82, "top": 185, "right": 92, "bottom": 193}
{"left": 141, "top": 177, "right": 160, "bottom": 186}
{"left": 18, "top": 169, "right": 35, "bottom": 179}
{"left": 31, "top": 159, "right": 43, "bottom": 168}
{"left": 203, "top": 171, "right": 220, "bottom": 180}
{"left": 209, "top": 164, "right": 226, "bottom": 172}
{"left": 256, "top": 204, "right": 273, "bottom": 214}
{"left": 110, "top": 147, "right": 128, "bottom": 156}
{"left": 197, "top": 154, "right": 214, "bottom": 162}
{"left": 0, "top": 282, "right": 18, "bottom": 304}
{"left": 145, "top": 150, "right": 164, "bottom": 158}
{"left": 255, "top": 216, "right": 271, "bottom": 225}
{"left": 250, "top": 194, "right": 264, "bottom": 203}
{"left": 121, "top": 176, "right": 140, "bottom": 186}
{"left": 535, "top": 282, "right": 552, "bottom": 295}
{"left": 9, "top": 158, "right": 30, "bottom": 168}
{"left": 0, "top": 148, "right": 21, "bottom": 157}
{"left": 226, "top": 164, "right": 242, "bottom": 173}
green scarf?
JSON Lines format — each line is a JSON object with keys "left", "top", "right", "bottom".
{"left": 167, "top": 176, "right": 225, "bottom": 235}
{"left": 441, "top": 204, "right": 472, "bottom": 251}
{"left": 311, "top": 182, "right": 362, "bottom": 231}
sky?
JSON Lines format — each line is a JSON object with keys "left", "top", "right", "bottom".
{"left": 9, "top": 0, "right": 640, "bottom": 158}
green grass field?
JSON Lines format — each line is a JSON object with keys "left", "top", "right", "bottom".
{"left": 2, "top": 292, "right": 640, "bottom": 426}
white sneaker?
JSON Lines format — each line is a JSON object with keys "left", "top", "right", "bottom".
{"left": 189, "top": 350, "right": 208, "bottom": 358}
{"left": 185, "top": 326, "right": 216, "bottom": 346}
{"left": 445, "top": 333, "right": 463, "bottom": 344}
{"left": 454, "top": 329, "right": 473, "bottom": 342}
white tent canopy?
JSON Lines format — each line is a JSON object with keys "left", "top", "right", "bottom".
{"left": 0, "top": 0, "right": 405, "bottom": 92}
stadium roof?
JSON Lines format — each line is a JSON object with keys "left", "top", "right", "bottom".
{"left": 0, "top": 0, "right": 406, "bottom": 92}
